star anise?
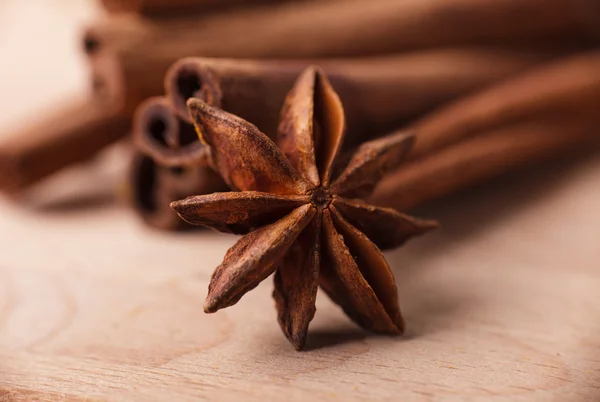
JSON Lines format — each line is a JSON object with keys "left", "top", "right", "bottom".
{"left": 171, "top": 66, "right": 437, "bottom": 350}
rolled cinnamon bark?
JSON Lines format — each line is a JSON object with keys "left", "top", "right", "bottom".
{"left": 100, "top": 0, "right": 310, "bottom": 16}
{"left": 162, "top": 50, "right": 562, "bottom": 151}
{"left": 369, "top": 52, "right": 600, "bottom": 209}
{"left": 129, "top": 152, "right": 225, "bottom": 230}
{"left": 0, "top": 101, "right": 130, "bottom": 193}
{"left": 370, "top": 117, "right": 600, "bottom": 211}
{"left": 89, "top": 0, "right": 599, "bottom": 59}
{"left": 133, "top": 97, "right": 210, "bottom": 167}
{"left": 85, "top": 0, "right": 599, "bottom": 114}
{"left": 130, "top": 97, "right": 226, "bottom": 229}
{"left": 409, "top": 51, "right": 600, "bottom": 159}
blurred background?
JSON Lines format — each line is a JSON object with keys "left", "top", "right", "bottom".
{"left": 0, "top": 0, "right": 96, "bottom": 127}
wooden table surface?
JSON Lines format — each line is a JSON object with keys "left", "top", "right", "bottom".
{"left": 1, "top": 1, "right": 599, "bottom": 401}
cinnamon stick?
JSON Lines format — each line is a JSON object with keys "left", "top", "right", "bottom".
{"left": 100, "top": 0, "right": 310, "bottom": 16}
{"left": 369, "top": 51, "right": 600, "bottom": 208}
{"left": 130, "top": 97, "right": 226, "bottom": 229}
{"left": 0, "top": 101, "right": 130, "bottom": 193}
{"left": 370, "top": 117, "right": 600, "bottom": 211}
{"left": 133, "top": 97, "right": 210, "bottom": 166}
{"left": 89, "top": 0, "right": 599, "bottom": 59}
{"left": 409, "top": 51, "right": 600, "bottom": 159}
{"left": 85, "top": 0, "right": 598, "bottom": 114}
{"left": 160, "top": 50, "right": 561, "bottom": 152}
{"left": 129, "top": 152, "right": 225, "bottom": 230}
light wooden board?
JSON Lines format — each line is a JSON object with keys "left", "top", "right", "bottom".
{"left": 1, "top": 1, "right": 599, "bottom": 401}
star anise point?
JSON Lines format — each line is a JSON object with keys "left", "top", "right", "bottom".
{"left": 203, "top": 298, "right": 219, "bottom": 314}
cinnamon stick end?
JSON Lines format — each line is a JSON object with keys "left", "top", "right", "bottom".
{"left": 82, "top": 31, "right": 101, "bottom": 56}
{"left": 165, "top": 59, "right": 223, "bottom": 122}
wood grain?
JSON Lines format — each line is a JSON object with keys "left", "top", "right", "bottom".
{"left": 1, "top": 1, "right": 599, "bottom": 401}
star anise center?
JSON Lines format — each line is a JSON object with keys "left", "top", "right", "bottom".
{"left": 308, "top": 187, "right": 332, "bottom": 210}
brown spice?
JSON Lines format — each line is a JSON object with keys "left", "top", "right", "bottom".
{"left": 133, "top": 97, "right": 211, "bottom": 167}
{"left": 88, "top": 0, "right": 599, "bottom": 65}
{"left": 164, "top": 50, "right": 563, "bottom": 144}
{"left": 99, "top": 0, "right": 281, "bottom": 15}
{"left": 86, "top": 0, "right": 598, "bottom": 117}
{"left": 367, "top": 52, "right": 600, "bottom": 210}
{"left": 130, "top": 98, "right": 226, "bottom": 230}
{"left": 370, "top": 116, "right": 600, "bottom": 211}
{"left": 410, "top": 51, "right": 600, "bottom": 159}
{"left": 0, "top": 100, "right": 130, "bottom": 194}
{"left": 129, "top": 152, "right": 225, "bottom": 230}
{"left": 170, "top": 67, "right": 436, "bottom": 349}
